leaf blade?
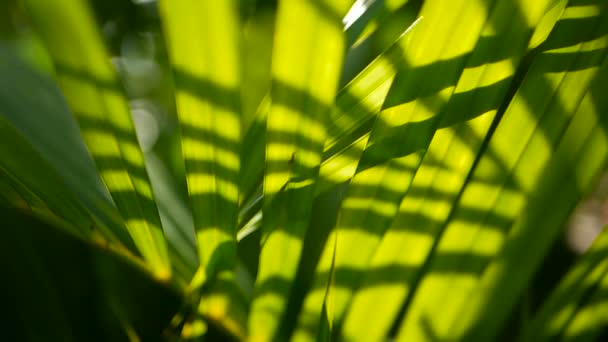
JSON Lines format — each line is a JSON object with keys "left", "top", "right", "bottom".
{"left": 22, "top": 0, "right": 171, "bottom": 278}
{"left": 248, "top": 1, "right": 353, "bottom": 341}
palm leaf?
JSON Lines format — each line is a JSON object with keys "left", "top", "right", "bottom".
{"left": 521, "top": 222, "right": 608, "bottom": 341}
{"left": 159, "top": 0, "right": 247, "bottom": 337}
{"left": 21, "top": 0, "right": 171, "bottom": 278}
{"left": 293, "top": 0, "right": 523, "bottom": 339}
{"left": 248, "top": 1, "right": 354, "bottom": 341}
{"left": 398, "top": 2, "right": 608, "bottom": 341}
{"left": 3, "top": 0, "right": 608, "bottom": 341}
{"left": 0, "top": 45, "right": 134, "bottom": 248}
{"left": 341, "top": 0, "right": 559, "bottom": 339}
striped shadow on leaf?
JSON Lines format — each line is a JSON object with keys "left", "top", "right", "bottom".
{"left": 397, "top": 2, "right": 608, "bottom": 341}
{"left": 22, "top": 0, "right": 171, "bottom": 279}
{"left": 159, "top": 0, "right": 247, "bottom": 338}
{"left": 293, "top": 0, "right": 509, "bottom": 339}
{"left": 248, "top": 1, "right": 354, "bottom": 341}
{"left": 340, "top": 0, "right": 559, "bottom": 340}
{"left": 520, "top": 220, "right": 608, "bottom": 342}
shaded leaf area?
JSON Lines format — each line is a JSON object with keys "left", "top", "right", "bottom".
{"left": 145, "top": 152, "right": 198, "bottom": 285}
{"left": 0, "top": 45, "right": 133, "bottom": 249}
{"left": 521, "top": 222, "right": 608, "bottom": 342}
{"left": 21, "top": 0, "right": 171, "bottom": 278}
{"left": 558, "top": 268, "right": 608, "bottom": 342}
{"left": 15, "top": 60, "right": 193, "bottom": 282}
{"left": 0, "top": 206, "right": 181, "bottom": 342}
{"left": 0, "top": 117, "right": 93, "bottom": 238}
{"left": 240, "top": 5, "right": 276, "bottom": 133}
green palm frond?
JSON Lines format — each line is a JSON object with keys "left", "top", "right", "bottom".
{"left": 1, "top": 0, "right": 608, "bottom": 341}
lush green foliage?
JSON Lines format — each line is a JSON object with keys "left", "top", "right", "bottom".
{"left": 1, "top": 0, "right": 608, "bottom": 341}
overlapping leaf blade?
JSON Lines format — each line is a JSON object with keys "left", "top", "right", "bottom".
{"left": 22, "top": 0, "right": 171, "bottom": 278}
{"left": 340, "top": 0, "right": 557, "bottom": 340}
{"left": 397, "top": 2, "right": 608, "bottom": 341}
{"left": 238, "top": 14, "right": 421, "bottom": 216}
{"left": 520, "top": 224, "right": 608, "bottom": 341}
{"left": 4, "top": 0, "right": 608, "bottom": 341}
{"left": 293, "top": 0, "right": 513, "bottom": 340}
{"left": 0, "top": 45, "right": 132, "bottom": 247}
{"left": 559, "top": 264, "right": 608, "bottom": 341}
{"left": 248, "top": 1, "right": 353, "bottom": 341}
{"left": 0, "top": 117, "right": 92, "bottom": 238}
{"left": 454, "top": 52, "right": 608, "bottom": 341}
{"left": 159, "top": 0, "right": 246, "bottom": 337}
{"left": 145, "top": 152, "right": 198, "bottom": 284}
